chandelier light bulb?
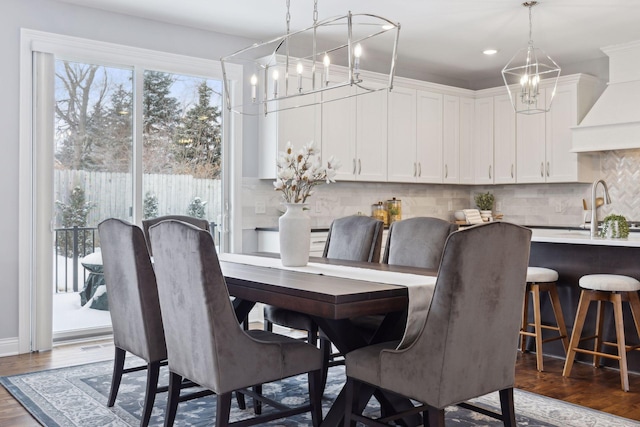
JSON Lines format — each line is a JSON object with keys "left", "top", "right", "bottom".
{"left": 297, "top": 62, "right": 304, "bottom": 92}
{"left": 323, "top": 53, "right": 331, "bottom": 86}
{"left": 354, "top": 43, "right": 362, "bottom": 76}
{"left": 272, "top": 69, "right": 279, "bottom": 98}
{"left": 250, "top": 74, "right": 258, "bottom": 102}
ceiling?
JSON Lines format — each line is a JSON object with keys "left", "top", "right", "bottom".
{"left": 56, "top": 0, "right": 640, "bottom": 88}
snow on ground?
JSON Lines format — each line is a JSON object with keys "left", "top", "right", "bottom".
{"left": 53, "top": 250, "right": 112, "bottom": 333}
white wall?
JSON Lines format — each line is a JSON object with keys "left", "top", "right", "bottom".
{"left": 0, "top": 0, "right": 258, "bottom": 343}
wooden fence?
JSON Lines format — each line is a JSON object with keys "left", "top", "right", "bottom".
{"left": 54, "top": 170, "right": 222, "bottom": 227}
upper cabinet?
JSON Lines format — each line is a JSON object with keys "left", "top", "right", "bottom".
{"left": 515, "top": 75, "right": 600, "bottom": 183}
{"left": 416, "top": 90, "right": 444, "bottom": 183}
{"left": 321, "top": 83, "right": 388, "bottom": 182}
{"left": 493, "top": 94, "right": 517, "bottom": 184}
{"left": 387, "top": 86, "right": 418, "bottom": 182}
{"left": 257, "top": 70, "right": 601, "bottom": 186}
{"left": 473, "top": 97, "right": 494, "bottom": 184}
{"left": 258, "top": 72, "right": 321, "bottom": 179}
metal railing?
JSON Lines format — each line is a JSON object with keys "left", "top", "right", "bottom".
{"left": 54, "top": 226, "right": 97, "bottom": 293}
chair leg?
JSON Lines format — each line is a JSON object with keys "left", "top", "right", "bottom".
{"left": 593, "top": 299, "right": 605, "bottom": 368}
{"left": 107, "top": 347, "right": 126, "bottom": 407}
{"left": 548, "top": 284, "right": 570, "bottom": 353}
{"left": 308, "top": 370, "right": 323, "bottom": 427}
{"left": 563, "top": 290, "right": 592, "bottom": 378}
{"left": 253, "top": 385, "right": 262, "bottom": 415}
{"left": 164, "top": 372, "right": 182, "bottom": 427}
{"left": 531, "top": 284, "right": 544, "bottom": 371}
{"left": 141, "top": 361, "right": 161, "bottom": 427}
{"left": 215, "top": 393, "right": 233, "bottom": 427}
{"left": 627, "top": 291, "right": 640, "bottom": 341}
{"left": 520, "top": 287, "right": 530, "bottom": 353}
{"left": 612, "top": 293, "right": 630, "bottom": 392}
{"left": 423, "top": 407, "right": 444, "bottom": 427}
{"left": 235, "top": 391, "right": 247, "bottom": 410}
{"left": 499, "top": 388, "right": 516, "bottom": 427}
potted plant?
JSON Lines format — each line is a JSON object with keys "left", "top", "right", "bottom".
{"left": 474, "top": 192, "right": 495, "bottom": 221}
{"left": 600, "top": 214, "right": 629, "bottom": 239}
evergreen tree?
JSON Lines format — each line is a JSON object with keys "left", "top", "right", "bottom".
{"left": 173, "top": 82, "right": 222, "bottom": 179}
{"left": 143, "top": 192, "right": 159, "bottom": 219}
{"left": 55, "top": 186, "right": 96, "bottom": 257}
{"left": 187, "top": 197, "right": 207, "bottom": 219}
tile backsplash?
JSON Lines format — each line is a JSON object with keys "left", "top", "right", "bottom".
{"left": 242, "top": 149, "right": 640, "bottom": 231}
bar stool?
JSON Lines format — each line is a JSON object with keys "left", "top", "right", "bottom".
{"left": 562, "top": 274, "right": 640, "bottom": 391}
{"left": 520, "top": 267, "right": 569, "bottom": 371}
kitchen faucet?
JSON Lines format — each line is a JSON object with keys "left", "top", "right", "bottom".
{"left": 590, "top": 179, "right": 612, "bottom": 238}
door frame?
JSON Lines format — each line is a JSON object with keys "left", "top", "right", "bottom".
{"left": 18, "top": 29, "right": 244, "bottom": 353}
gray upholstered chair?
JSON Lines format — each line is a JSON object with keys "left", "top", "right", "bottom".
{"left": 344, "top": 222, "right": 532, "bottom": 427}
{"left": 142, "top": 215, "right": 210, "bottom": 256}
{"left": 382, "top": 217, "right": 458, "bottom": 268}
{"left": 98, "top": 218, "right": 166, "bottom": 427}
{"left": 149, "top": 220, "right": 324, "bottom": 427}
{"left": 263, "top": 215, "right": 384, "bottom": 393}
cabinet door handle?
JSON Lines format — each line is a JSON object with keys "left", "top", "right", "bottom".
{"left": 489, "top": 165, "right": 492, "bottom": 179}
{"left": 358, "top": 159, "right": 362, "bottom": 175}
{"left": 511, "top": 164, "right": 514, "bottom": 179}
{"left": 418, "top": 162, "right": 422, "bottom": 177}
{"left": 413, "top": 162, "right": 417, "bottom": 177}
{"left": 540, "top": 162, "right": 544, "bottom": 178}
{"left": 352, "top": 159, "right": 356, "bottom": 175}
{"left": 546, "top": 161, "right": 550, "bottom": 177}
{"left": 445, "top": 164, "right": 448, "bottom": 179}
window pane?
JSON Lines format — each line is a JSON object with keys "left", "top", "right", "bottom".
{"left": 53, "top": 59, "right": 133, "bottom": 332}
{"left": 142, "top": 72, "right": 224, "bottom": 247}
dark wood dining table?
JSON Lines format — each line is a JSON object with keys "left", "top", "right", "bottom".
{"left": 220, "top": 254, "right": 438, "bottom": 427}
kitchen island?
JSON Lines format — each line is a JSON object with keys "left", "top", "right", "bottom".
{"left": 527, "top": 227, "right": 640, "bottom": 373}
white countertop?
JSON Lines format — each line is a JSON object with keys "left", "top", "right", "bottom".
{"left": 530, "top": 227, "right": 640, "bottom": 247}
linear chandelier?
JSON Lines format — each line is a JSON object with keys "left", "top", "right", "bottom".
{"left": 220, "top": 0, "right": 400, "bottom": 116}
{"left": 501, "top": 1, "right": 561, "bottom": 115}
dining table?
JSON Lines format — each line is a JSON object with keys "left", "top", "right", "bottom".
{"left": 218, "top": 253, "right": 438, "bottom": 427}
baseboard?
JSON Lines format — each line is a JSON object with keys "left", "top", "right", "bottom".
{"left": 0, "top": 337, "right": 20, "bottom": 357}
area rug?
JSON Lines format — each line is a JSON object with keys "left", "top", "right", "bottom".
{"left": 1, "top": 358, "right": 638, "bottom": 427}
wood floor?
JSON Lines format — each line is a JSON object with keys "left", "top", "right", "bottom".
{"left": 1, "top": 339, "right": 639, "bottom": 425}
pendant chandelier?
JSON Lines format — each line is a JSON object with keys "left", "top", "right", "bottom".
{"left": 501, "top": 1, "right": 560, "bottom": 115}
{"left": 220, "top": 0, "right": 400, "bottom": 116}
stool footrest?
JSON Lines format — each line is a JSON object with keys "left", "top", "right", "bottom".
{"left": 572, "top": 347, "right": 622, "bottom": 360}
{"left": 541, "top": 335, "right": 567, "bottom": 344}
{"left": 601, "top": 341, "right": 640, "bottom": 352}
{"left": 525, "top": 322, "right": 563, "bottom": 332}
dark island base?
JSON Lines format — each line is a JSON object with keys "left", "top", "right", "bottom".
{"left": 528, "top": 241, "right": 640, "bottom": 374}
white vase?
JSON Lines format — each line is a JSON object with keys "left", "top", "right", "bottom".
{"left": 279, "top": 203, "right": 311, "bottom": 267}
{"left": 480, "top": 210, "right": 493, "bottom": 222}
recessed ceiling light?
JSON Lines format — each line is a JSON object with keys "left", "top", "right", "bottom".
{"left": 483, "top": 49, "right": 498, "bottom": 55}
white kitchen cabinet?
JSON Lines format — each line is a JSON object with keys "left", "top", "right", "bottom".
{"left": 321, "top": 85, "right": 387, "bottom": 182}
{"left": 387, "top": 86, "right": 418, "bottom": 182}
{"left": 473, "top": 97, "right": 494, "bottom": 184}
{"left": 516, "top": 105, "right": 546, "bottom": 183}
{"left": 545, "top": 83, "right": 599, "bottom": 182}
{"left": 516, "top": 76, "right": 600, "bottom": 183}
{"left": 442, "top": 95, "right": 460, "bottom": 183}
{"left": 258, "top": 72, "right": 322, "bottom": 179}
{"left": 493, "top": 94, "right": 517, "bottom": 184}
{"left": 416, "top": 90, "right": 443, "bottom": 183}
{"left": 459, "top": 97, "right": 475, "bottom": 184}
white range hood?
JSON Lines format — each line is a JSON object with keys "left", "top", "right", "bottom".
{"left": 572, "top": 40, "right": 640, "bottom": 152}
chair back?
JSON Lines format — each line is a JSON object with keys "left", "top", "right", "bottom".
{"left": 98, "top": 218, "right": 166, "bottom": 363}
{"left": 142, "top": 215, "right": 210, "bottom": 256}
{"left": 149, "top": 220, "right": 274, "bottom": 393}
{"left": 379, "top": 222, "right": 531, "bottom": 408}
{"left": 383, "top": 217, "right": 457, "bottom": 268}
{"left": 323, "top": 215, "right": 384, "bottom": 262}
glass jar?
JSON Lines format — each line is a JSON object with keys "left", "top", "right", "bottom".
{"left": 387, "top": 198, "right": 402, "bottom": 224}
{"left": 371, "top": 202, "right": 389, "bottom": 226}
